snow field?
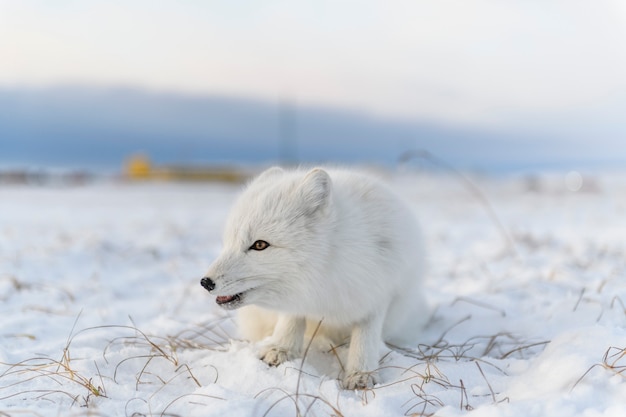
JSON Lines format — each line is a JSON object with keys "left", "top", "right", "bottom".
{"left": 1, "top": 172, "right": 625, "bottom": 416}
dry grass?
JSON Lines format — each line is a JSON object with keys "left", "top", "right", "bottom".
{"left": 0, "top": 310, "right": 231, "bottom": 416}
{"left": 255, "top": 320, "right": 347, "bottom": 417}
{"left": 0, "top": 312, "right": 106, "bottom": 408}
{"left": 573, "top": 345, "right": 626, "bottom": 391}
{"left": 0, "top": 305, "right": 550, "bottom": 417}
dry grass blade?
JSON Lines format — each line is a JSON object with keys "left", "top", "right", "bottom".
{"left": 452, "top": 297, "right": 506, "bottom": 317}
{"left": 398, "top": 149, "right": 519, "bottom": 257}
{"left": 175, "top": 363, "right": 202, "bottom": 387}
{"left": 403, "top": 382, "right": 444, "bottom": 416}
{"left": 474, "top": 361, "right": 496, "bottom": 403}
{"left": 500, "top": 341, "right": 550, "bottom": 359}
{"left": 603, "top": 346, "right": 626, "bottom": 374}
{"left": 573, "top": 288, "right": 586, "bottom": 312}
{"left": 158, "top": 393, "right": 226, "bottom": 417}
{"left": 610, "top": 296, "right": 626, "bottom": 315}
{"left": 296, "top": 320, "right": 323, "bottom": 408}
{"left": 432, "top": 315, "right": 472, "bottom": 348}
{"left": 573, "top": 346, "right": 626, "bottom": 391}
{"left": 256, "top": 386, "right": 300, "bottom": 417}
{"left": 0, "top": 388, "right": 80, "bottom": 403}
{"left": 459, "top": 379, "right": 473, "bottom": 411}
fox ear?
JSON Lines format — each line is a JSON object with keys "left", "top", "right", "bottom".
{"left": 254, "top": 166, "right": 284, "bottom": 183}
{"left": 298, "top": 168, "right": 331, "bottom": 215}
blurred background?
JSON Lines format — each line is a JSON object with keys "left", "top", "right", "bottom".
{"left": 1, "top": 0, "right": 626, "bottom": 179}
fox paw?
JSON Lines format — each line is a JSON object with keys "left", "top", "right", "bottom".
{"left": 261, "top": 347, "right": 291, "bottom": 367}
{"left": 342, "top": 371, "right": 377, "bottom": 390}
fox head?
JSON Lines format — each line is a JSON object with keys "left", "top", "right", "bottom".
{"left": 201, "top": 167, "right": 333, "bottom": 312}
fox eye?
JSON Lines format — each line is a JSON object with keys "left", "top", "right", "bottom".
{"left": 250, "top": 240, "right": 270, "bottom": 251}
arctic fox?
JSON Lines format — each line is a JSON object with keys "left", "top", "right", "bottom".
{"left": 201, "top": 167, "right": 427, "bottom": 389}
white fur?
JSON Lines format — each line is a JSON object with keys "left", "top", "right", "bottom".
{"left": 203, "top": 167, "right": 427, "bottom": 389}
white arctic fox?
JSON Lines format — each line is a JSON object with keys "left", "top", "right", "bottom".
{"left": 201, "top": 166, "right": 427, "bottom": 389}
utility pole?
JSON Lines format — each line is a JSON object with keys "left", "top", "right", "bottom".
{"left": 279, "top": 98, "right": 297, "bottom": 166}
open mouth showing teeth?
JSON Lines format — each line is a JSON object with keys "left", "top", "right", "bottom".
{"left": 216, "top": 293, "right": 241, "bottom": 304}
{"left": 215, "top": 292, "right": 245, "bottom": 309}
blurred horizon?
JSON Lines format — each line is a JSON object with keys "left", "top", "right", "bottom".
{"left": 2, "top": 1, "right": 626, "bottom": 174}
{"left": 2, "top": 83, "right": 625, "bottom": 175}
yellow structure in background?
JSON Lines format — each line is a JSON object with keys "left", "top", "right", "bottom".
{"left": 126, "top": 154, "right": 152, "bottom": 179}
{"left": 124, "top": 154, "right": 247, "bottom": 183}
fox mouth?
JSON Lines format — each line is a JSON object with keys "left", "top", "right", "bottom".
{"left": 215, "top": 291, "right": 246, "bottom": 309}
{"left": 200, "top": 277, "right": 254, "bottom": 310}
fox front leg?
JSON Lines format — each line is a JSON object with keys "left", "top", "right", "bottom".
{"left": 342, "top": 313, "right": 384, "bottom": 390}
{"left": 260, "top": 315, "right": 306, "bottom": 366}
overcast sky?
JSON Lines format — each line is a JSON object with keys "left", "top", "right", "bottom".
{"left": 1, "top": 1, "right": 626, "bottom": 170}
{"left": 3, "top": 1, "right": 626, "bottom": 125}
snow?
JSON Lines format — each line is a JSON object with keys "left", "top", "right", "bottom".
{"left": 1, "top": 171, "right": 625, "bottom": 416}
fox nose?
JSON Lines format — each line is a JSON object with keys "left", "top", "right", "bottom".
{"left": 200, "top": 277, "right": 215, "bottom": 291}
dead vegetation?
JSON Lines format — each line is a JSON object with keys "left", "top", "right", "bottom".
{"left": 0, "top": 311, "right": 230, "bottom": 416}
{"left": 0, "top": 305, "right": 542, "bottom": 417}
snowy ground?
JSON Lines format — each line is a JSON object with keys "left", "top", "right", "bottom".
{"left": 1, "top": 170, "right": 625, "bottom": 417}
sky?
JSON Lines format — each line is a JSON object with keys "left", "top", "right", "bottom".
{"left": 1, "top": 1, "right": 626, "bottom": 171}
